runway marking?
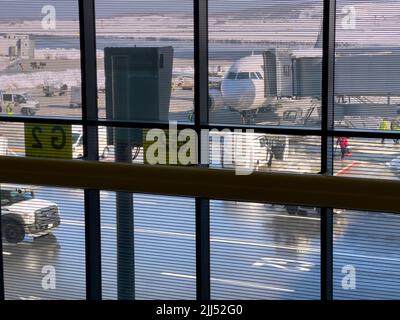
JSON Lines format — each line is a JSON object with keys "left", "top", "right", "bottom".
{"left": 134, "top": 200, "right": 160, "bottom": 206}
{"left": 19, "top": 295, "right": 42, "bottom": 300}
{"left": 253, "top": 257, "right": 314, "bottom": 272}
{"left": 335, "top": 160, "right": 360, "bottom": 176}
{"left": 161, "top": 272, "right": 294, "bottom": 292}
{"left": 335, "top": 251, "right": 400, "bottom": 263}
{"left": 61, "top": 219, "right": 400, "bottom": 263}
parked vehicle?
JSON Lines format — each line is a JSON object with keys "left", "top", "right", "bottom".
{"left": 285, "top": 205, "right": 344, "bottom": 216}
{"left": 72, "top": 126, "right": 110, "bottom": 159}
{"left": 43, "top": 84, "right": 68, "bottom": 97}
{"left": 69, "top": 86, "right": 82, "bottom": 108}
{"left": 0, "top": 91, "right": 40, "bottom": 116}
{"left": 1, "top": 185, "right": 60, "bottom": 243}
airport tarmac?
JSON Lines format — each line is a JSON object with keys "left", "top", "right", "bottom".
{"left": 2, "top": 57, "right": 400, "bottom": 300}
{"left": 3, "top": 189, "right": 400, "bottom": 300}
{"left": 1, "top": 116, "right": 400, "bottom": 300}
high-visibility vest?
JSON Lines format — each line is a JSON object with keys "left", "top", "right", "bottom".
{"left": 6, "top": 103, "right": 13, "bottom": 115}
{"left": 379, "top": 120, "right": 390, "bottom": 131}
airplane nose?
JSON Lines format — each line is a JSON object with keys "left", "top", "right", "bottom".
{"left": 221, "top": 80, "right": 257, "bottom": 110}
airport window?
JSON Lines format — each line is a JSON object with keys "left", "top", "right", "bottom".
{"left": 0, "top": 0, "right": 400, "bottom": 302}
{"left": 0, "top": 0, "right": 82, "bottom": 119}
{"left": 333, "top": 209, "right": 400, "bottom": 299}
{"left": 283, "top": 65, "right": 291, "bottom": 77}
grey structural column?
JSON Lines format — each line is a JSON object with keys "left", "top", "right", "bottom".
{"left": 111, "top": 55, "right": 135, "bottom": 300}
{"left": 194, "top": 0, "right": 211, "bottom": 300}
{"left": 79, "top": 0, "right": 102, "bottom": 300}
{"left": 321, "top": 0, "right": 336, "bottom": 300}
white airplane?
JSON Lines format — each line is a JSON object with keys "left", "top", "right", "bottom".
{"left": 220, "top": 55, "right": 268, "bottom": 116}
{"left": 210, "top": 27, "right": 324, "bottom": 124}
{"left": 210, "top": 53, "right": 288, "bottom": 124}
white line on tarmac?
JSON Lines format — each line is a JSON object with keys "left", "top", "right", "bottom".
{"left": 161, "top": 272, "right": 294, "bottom": 292}
{"left": 61, "top": 219, "right": 400, "bottom": 263}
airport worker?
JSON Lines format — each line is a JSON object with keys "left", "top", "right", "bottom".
{"left": 379, "top": 118, "right": 391, "bottom": 144}
{"left": 6, "top": 103, "right": 13, "bottom": 115}
{"left": 337, "top": 137, "right": 351, "bottom": 160}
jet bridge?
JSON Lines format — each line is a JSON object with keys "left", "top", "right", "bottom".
{"left": 264, "top": 49, "right": 400, "bottom": 118}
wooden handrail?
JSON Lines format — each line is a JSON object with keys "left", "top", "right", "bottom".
{"left": 0, "top": 156, "right": 398, "bottom": 213}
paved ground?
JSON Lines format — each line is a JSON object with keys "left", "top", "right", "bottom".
{"left": 2, "top": 58, "right": 400, "bottom": 300}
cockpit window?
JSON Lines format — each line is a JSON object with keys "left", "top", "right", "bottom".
{"left": 226, "top": 72, "right": 236, "bottom": 80}
{"left": 256, "top": 72, "right": 263, "bottom": 79}
{"left": 237, "top": 72, "right": 250, "bottom": 80}
{"left": 250, "top": 72, "right": 259, "bottom": 79}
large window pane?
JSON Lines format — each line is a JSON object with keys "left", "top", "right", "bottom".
{"left": 101, "top": 193, "right": 196, "bottom": 300}
{"left": 334, "top": 210, "right": 400, "bottom": 299}
{"left": 2, "top": 185, "right": 85, "bottom": 300}
{"left": 95, "top": 0, "right": 194, "bottom": 123}
{"left": 334, "top": 1, "right": 400, "bottom": 130}
{"left": 210, "top": 200, "right": 323, "bottom": 299}
{"left": 208, "top": 131, "right": 321, "bottom": 174}
{"left": 0, "top": 0, "right": 82, "bottom": 119}
{"left": 209, "top": 0, "right": 322, "bottom": 126}
{"left": 333, "top": 136, "right": 400, "bottom": 180}
{"left": 0, "top": 121, "right": 83, "bottom": 159}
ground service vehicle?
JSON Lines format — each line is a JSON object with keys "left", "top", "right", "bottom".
{"left": 0, "top": 91, "right": 40, "bottom": 116}
{"left": 1, "top": 185, "right": 60, "bottom": 243}
{"left": 285, "top": 205, "right": 343, "bottom": 216}
{"left": 43, "top": 84, "right": 68, "bottom": 97}
{"left": 72, "top": 126, "right": 110, "bottom": 159}
{"left": 69, "top": 86, "right": 82, "bottom": 108}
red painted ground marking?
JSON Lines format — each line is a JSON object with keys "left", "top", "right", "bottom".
{"left": 335, "top": 160, "right": 360, "bottom": 176}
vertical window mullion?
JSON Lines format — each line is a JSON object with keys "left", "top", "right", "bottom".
{"left": 321, "top": 0, "right": 336, "bottom": 301}
{"left": 0, "top": 194, "right": 4, "bottom": 300}
{"left": 194, "top": 0, "right": 210, "bottom": 300}
{"left": 79, "top": 0, "right": 102, "bottom": 300}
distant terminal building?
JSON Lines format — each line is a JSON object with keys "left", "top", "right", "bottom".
{"left": 0, "top": 34, "right": 35, "bottom": 59}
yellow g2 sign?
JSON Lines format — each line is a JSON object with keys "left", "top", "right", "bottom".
{"left": 25, "top": 123, "right": 72, "bottom": 159}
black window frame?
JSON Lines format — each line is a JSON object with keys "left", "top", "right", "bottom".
{"left": 0, "top": 0, "right": 398, "bottom": 301}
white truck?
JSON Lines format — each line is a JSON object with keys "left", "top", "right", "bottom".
{"left": 0, "top": 91, "right": 40, "bottom": 116}
{"left": 1, "top": 185, "right": 60, "bottom": 243}
{"left": 72, "top": 126, "right": 110, "bottom": 159}
{"left": 0, "top": 137, "right": 60, "bottom": 243}
{"left": 69, "top": 86, "right": 81, "bottom": 108}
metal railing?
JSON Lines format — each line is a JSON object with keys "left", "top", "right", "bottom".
{"left": 0, "top": 156, "right": 399, "bottom": 213}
